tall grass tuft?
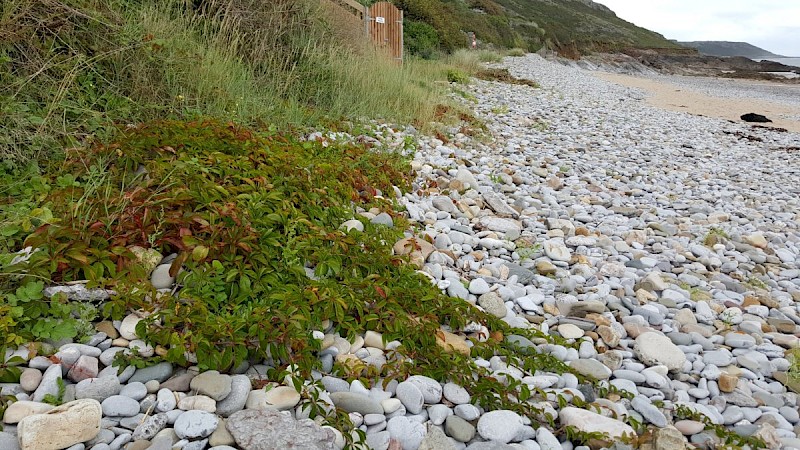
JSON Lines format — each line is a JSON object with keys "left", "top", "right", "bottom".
{"left": 0, "top": 0, "right": 451, "bottom": 166}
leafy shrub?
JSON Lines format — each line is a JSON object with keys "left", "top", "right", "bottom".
{"left": 447, "top": 69, "right": 470, "bottom": 84}
{"left": 476, "top": 49, "right": 503, "bottom": 63}
{"left": 404, "top": 20, "right": 441, "bottom": 59}
{"left": 0, "top": 281, "right": 84, "bottom": 346}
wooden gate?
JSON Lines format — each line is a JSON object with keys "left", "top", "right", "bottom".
{"left": 368, "top": 2, "right": 403, "bottom": 63}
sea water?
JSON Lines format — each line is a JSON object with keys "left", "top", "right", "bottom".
{"left": 762, "top": 57, "right": 800, "bottom": 66}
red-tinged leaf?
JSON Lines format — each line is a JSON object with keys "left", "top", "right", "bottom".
{"left": 375, "top": 286, "right": 386, "bottom": 298}
{"left": 179, "top": 227, "right": 192, "bottom": 237}
{"left": 65, "top": 249, "right": 90, "bottom": 265}
{"left": 169, "top": 253, "right": 188, "bottom": 278}
{"left": 89, "top": 221, "right": 104, "bottom": 231}
{"left": 192, "top": 217, "right": 210, "bottom": 227}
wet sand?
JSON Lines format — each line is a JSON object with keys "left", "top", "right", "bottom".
{"left": 593, "top": 72, "right": 800, "bottom": 133}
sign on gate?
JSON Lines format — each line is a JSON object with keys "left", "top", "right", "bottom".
{"left": 329, "top": 0, "right": 404, "bottom": 63}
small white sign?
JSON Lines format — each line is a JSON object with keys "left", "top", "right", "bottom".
{"left": 376, "top": 16, "right": 385, "bottom": 24}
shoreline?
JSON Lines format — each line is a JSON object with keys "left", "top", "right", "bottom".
{"left": 592, "top": 71, "right": 800, "bottom": 133}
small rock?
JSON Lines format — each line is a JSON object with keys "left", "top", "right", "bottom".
{"left": 178, "top": 395, "right": 217, "bottom": 412}
{"left": 263, "top": 386, "right": 301, "bottom": 410}
{"left": 418, "top": 425, "right": 455, "bottom": 450}
{"left": 75, "top": 376, "right": 121, "bottom": 402}
{"left": 32, "top": 364, "right": 62, "bottom": 402}
{"left": 543, "top": 240, "right": 571, "bottom": 262}
{"left": 442, "top": 383, "right": 470, "bottom": 405}
{"left": 477, "top": 410, "right": 523, "bottom": 444}
{"left": 445, "top": 415, "right": 476, "bottom": 442}
{"left": 132, "top": 413, "right": 168, "bottom": 440}
{"left": 718, "top": 373, "right": 739, "bottom": 393}
{"left": 190, "top": 370, "right": 233, "bottom": 401}
{"left": 654, "top": 426, "right": 687, "bottom": 450}
{"left": 216, "top": 375, "right": 250, "bottom": 417}
{"left": 2, "top": 401, "right": 54, "bottom": 424}
{"left": 174, "top": 410, "right": 219, "bottom": 439}
{"left": 102, "top": 395, "right": 140, "bottom": 417}
{"left": 559, "top": 407, "right": 635, "bottom": 440}
{"left": 387, "top": 416, "right": 426, "bottom": 450}
{"left": 20, "top": 368, "right": 43, "bottom": 392}
{"left": 435, "top": 330, "right": 470, "bottom": 356}
{"left": 150, "top": 263, "right": 175, "bottom": 289}
{"left": 328, "top": 392, "right": 383, "bottom": 415}
{"left": 558, "top": 324, "right": 584, "bottom": 339}
{"left": 67, "top": 355, "right": 99, "bottom": 382}
{"left": 395, "top": 381, "right": 424, "bottom": 415}
{"left": 634, "top": 332, "right": 686, "bottom": 371}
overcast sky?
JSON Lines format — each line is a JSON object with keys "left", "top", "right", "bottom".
{"left": 595, "top": 1, "right": 800, "bottom": 56}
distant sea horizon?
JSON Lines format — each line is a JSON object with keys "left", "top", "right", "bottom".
{"left": 758, "top": 57, "right": 800, "bottom": 67}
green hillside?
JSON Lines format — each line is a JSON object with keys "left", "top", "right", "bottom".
{"left": 679, "top": 41, "right": 785, "bottom": 58}
{"left": 370, "top": 0, "right": 683, "bottom": 57}
{"left": 498, "top": 0, "right": 685, "bottom": 56}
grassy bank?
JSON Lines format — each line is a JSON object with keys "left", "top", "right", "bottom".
{"left": 0, "top": 0, "right": 499, "bottom": 355}
{"left": 0, "top": 0, "right": 471, "bottom": 166}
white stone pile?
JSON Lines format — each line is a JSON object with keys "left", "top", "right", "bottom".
{"left": 2, "top": 54, "right": 800, "bottom": 450}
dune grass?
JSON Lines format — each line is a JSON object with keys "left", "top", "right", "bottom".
{"left": 0, "top": 0, "right": 464, "bottom": 166}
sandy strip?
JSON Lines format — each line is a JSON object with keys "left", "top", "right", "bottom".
{"left": 593, "top": 72, "right": 800, "bottom": 133}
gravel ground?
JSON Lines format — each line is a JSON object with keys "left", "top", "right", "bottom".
{"left": 2, "top": 54, "right": 800, "bottom": 450}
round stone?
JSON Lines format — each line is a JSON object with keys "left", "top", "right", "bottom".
{"left": 150, "top": 264, "right": 175, "bottom": 289}
{"left": 395, "top": 381, "right": 424, "bottom": 415}
{"left": 119, "top": 314, "right": 142, "bottom": 340}
{"left": 263, "top": 386, "right": 301, "bottom": 410}
{"left": 20, "top": 368, "right": 43, "bottom": 392}
{"left": 674, "top": 420, "right": 705, "bottom": 435}
{"left": 558, "top": 324, "right": 585, "bottom": 339}
{"left": 386, "top": 416, "right": 425, "bottom": 450}
{"left": 190, "top": 370, "right": 232, "bottom": 401}
{"left": 119, "top": 382, "right": 148, "bottom": 401}
{"left": 174, "top": 410, "right": 219, "bottom": 439}
{"left": 443, "top": 383, "right": 471, "bottom": 405}
{"left": 476, "top": 410, "right": 523, "bottom": 443}
{"left": 101, "top": 395, "right": 140, "bottom": 417}
{"left": 634, "top": 332, "right": 687, "bottom": 371}
{"left": 445, "top": 415, "right": 476, "bottom": 442}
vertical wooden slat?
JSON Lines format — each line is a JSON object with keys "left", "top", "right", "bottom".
{"left": 368, "top": 2, "right": 403, "bottom": 63}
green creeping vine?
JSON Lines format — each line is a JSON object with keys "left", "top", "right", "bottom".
{"left": 1, "top": 120, "right": 738, "bottom": 448}
{"left": 674, "top": 404, "right": 767, "bottom": 449}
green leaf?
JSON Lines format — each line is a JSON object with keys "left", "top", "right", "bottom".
{"left": 0, "top": 224, "right": 20, "bottom": 237}
{"left": 192, "top": 245, "right": 209, "bottom": 262}
{"left": 0, "top": 367, "right": 22, "bottom": 383}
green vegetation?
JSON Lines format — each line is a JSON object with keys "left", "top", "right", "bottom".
{"left": 515, "top": 240, "right": 541, "bottom": 262}
{"left": 447, "top": 68, "right": 471, "bottom": 84}
{"left": 490, "top": 105, "right": 510, "bottom": 115}
{"left": 703, "top": 227, "right": 730, "bottom": 247}
{"left": 495, "top": 0, "right": 683, "bottom": 57}
{"left": 1, "top": 119, "right": 627, "bottom": 447}
{"left": 41, "top": 378, "right": 66, "bottom": 406}
{"left": 356, "top": 0, "right": 682, "bottom": 58}
{"left": 0, "top": 0, "right": 474, "bottom": 166}
{"left": 789, "top": 348, "right": 800, "bottom": 382}
{"left": 674, "top": 404, "right": 766, "bottom": 449}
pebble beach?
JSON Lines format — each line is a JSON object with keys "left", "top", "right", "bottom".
{"left": 2, "top": 54, "right": 800, "bottom": 450}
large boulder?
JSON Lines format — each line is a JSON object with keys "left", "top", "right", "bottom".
{"left": 227, "top": 409, "right": 336, "bottom": 450}
{"left": 559, "top": 407, "right": 635, "bottom": 440}
{"left": 17, "top": 399, "right": 102, "bottom": 450}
